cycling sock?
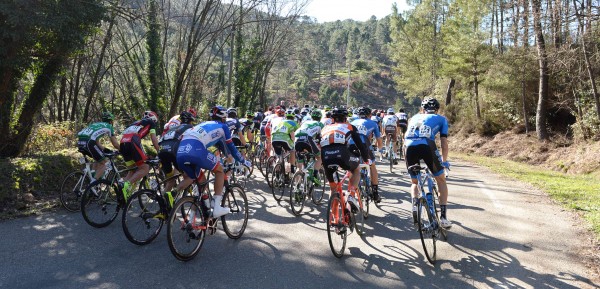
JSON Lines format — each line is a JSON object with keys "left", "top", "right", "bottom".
{"left": 291, "top": 165, "right": 296, "bottom": 174}
{"left": 371, "top": 184, "right": 379, "bottom": 193}
{"left": 440, "top": 205, "right": 447, "bottom": 219}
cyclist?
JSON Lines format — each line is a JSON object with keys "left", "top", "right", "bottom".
{"left": 320, "top": 107, "right": 371, "bottom": 212}
{"left": 321, "top": 108, "right": 334, "bottom": 126}
{"left": 174, "top": 106, "right": 251, "bottom": 217}
{"left": 239, "top": 112, "right": 255, "bottom": 144}
{"left": 158, "top": 111, "right": 195, "bottom": 194}
{"left": 405, "top": 97, "right": 451, "bottom": 228}
{"left": 119, "top": 111, "right": 161, "bottom": 198}
{"left": 382, "top": 108, "right": 400, "bottom": 162}
{"left": 294, "top": 109, "right": 324, "bottom": 185}
{"left": 163, "top": 107, "right": 197, "bottom": 135}
{"left": 76, "top": 111, "right": 120, "bottom": 181}
{"left": 396, "top": 108, "right": 409, "bottom": 138}
{"left": 226, "top": 108, "right": 246, "bottom": 148}
{"left": 350, "top": 107, "right": 383, "bottom": 203}
{"left": 271, "top": 109, "right": 299, "bottom": 173}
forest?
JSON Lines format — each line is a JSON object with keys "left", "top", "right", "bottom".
{"left": 1, "top": 0, "right": 600, "bottom": 158}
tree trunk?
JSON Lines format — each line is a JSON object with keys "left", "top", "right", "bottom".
{"left": 474, "top": 66, "right": 481, "bottom": 119}
{"left": 521, "top": 80, "right": 530, "bottom": 133}
{"left": 445, "top": 78, "right": 455, "bottom": 105}
{"left": 531, "top": 0, "right": 549, "bottom": 140}
{"left": 573, "top": 0, "right": 600, "bottom": 122}
{"left": 70, "top": 57, "right": 84, "bottom": 121}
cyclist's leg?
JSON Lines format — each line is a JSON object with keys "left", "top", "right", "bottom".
{"left": 393, "top": 129, "right": 399, "bottom": 157}
{"left": 321, "top": 145, "right": 341, "bottom": 194}
{"left": 124, "top": 136, "right": 150, "bottom": 184}
{"left": 87, "top": 140, "right": 107, "bottom": 178}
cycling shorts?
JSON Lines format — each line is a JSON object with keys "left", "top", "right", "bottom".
{"left": 321, "top": 144, "right": 360, "bottom": 183}
{"left": 384, "top": 125, "right": 397, "bottom": 135}
{"left": 398, "top": 120, "right": 408, "bottom": 133}
{"left": 120, "top": 134, "right": 147, "bottom": 167}
{"left": 232, "top": 137, "right": 242, "bottom": 147}
{"left": 176, "top": 139, "right": 219, "bottom": 180}
{"left": 294, "top": 135, "right": 319, "bottom": 163}
{"left": 272, "top": 140, "right": 293, "bottom": 156}
{"left": 77, "top": 139, "right": 106, "bottom": 162}
{"left": 405, "top": 141, "right": 444, "bottom": 180}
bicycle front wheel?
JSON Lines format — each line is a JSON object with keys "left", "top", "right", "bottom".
{"left": 81, "top": 179, "right": 120, "bottom": 228}
{"left": 271, "top": 163, "right": 287, "bottom": 201}
{"left": 311, "top": 168, "right": 326, "bottom": 205}
{"left": 290, "top": 171, "right": 306, "bottom": 216}
{"left": 60, "top": 171, "right": 88, "bottom": 212}
{"left": 221, "top": 184, "right": 249, "bottom": 239}
{"left": 122, "top": 189, "right": 165, "bottom": 245}
{"left": 432, "top": 186, "right": 447, "bottom": 241}
{"left": 417, "top": 199, "right": 437, "bottom": 264}
{"left": 359, "top": 177, "right": 370, "bottom": 219}
{"left": 326, "top": 193, "right": 347, "bottom": 258}
{"left": 167, "top": 196, "right": 206, "bottom": 261}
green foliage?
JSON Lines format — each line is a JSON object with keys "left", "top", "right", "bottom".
{"left": 319, "top": 83, "right": 341, "bottom": 106}
{"left": 572, "top": 96, "right": 600, "bottom": 141}
{"left": 22, "top": 122, "right": 79, "bottom": 156}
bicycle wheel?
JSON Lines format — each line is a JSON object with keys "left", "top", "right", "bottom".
{"left": 122, "top": 189, "right": 165, "bottom": 245}
{"left": 60, "top": 171, "right": 88, "bottom": 212}
{"left": 167, "top": 196, "right": 206, "bottom": 261}
{"left": 290, "top": 171, "right": 306, "bottom": 216}
{"left": 270, "top": 163, "right": 287, "bottom": 201}
{"left": 258, "top": 149, "right": 269, "bottom": 178}
{"left": 432, "top": 186, "right": 447, "bottom": 241}
{"left": 81, "top": 179, "right": 120, "bottom": 228}
{"left": 359, "top": 178, "right": 370, "bottom": 219}
{"left": 354, "top": 195, "right": 366, "bottom": 236}
{"left": 417, "top": 198, "right": 437, "bottom": 264}
{"left": 311, "top": 168, "right": 326, "bottom": 205}
{"left": 388, "top": 143, "right": 394, "bottom": 173}
{"left": 265, "top": 156, "right": 277, "bottom": 187}
{"left": 326, "top": 193, "right": 347, "bottom": 258}
{"left": 221, "top": 184, "right": 248, "bottom": 239}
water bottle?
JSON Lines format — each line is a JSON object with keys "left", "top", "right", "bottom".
{"left": 200, "top": 193, "right": 211, "bottom": 218}
{"left": 425, "top": 192, "right": 434, "bottom": 216}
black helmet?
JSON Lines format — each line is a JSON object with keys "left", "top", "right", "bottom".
{"left": 227, "top": 108, "right": 237, "bottom": 118}
{"left": 331, "top": 107, "right": 348, "bottom": 121}
{"left": 102, "top": 111, "right": 115, "bottom": 123}
{"left": 179, "top": 111, "right": 195, "bottom": 124}
{"left": 357, "top": 107, "right": 371, "bottom": 117}
{"left": 421, "top": 97, "right": 440, "bottom": 112}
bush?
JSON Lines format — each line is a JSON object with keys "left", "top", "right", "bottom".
{"left": 22, "top": 121, "right": 80, "bottom": 156}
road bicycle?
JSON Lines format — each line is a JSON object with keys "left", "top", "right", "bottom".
{"left": 407, "top": 163, "right": 447, "bottom": 264}
{"left": 80, "top": 152, "right": 162, "bottom": 228}
{"left": 60, "top": 154, "right": 118, "bottom": 212}
{"left": 289, "top": 152, "right": 326, "bottom": 216}
{"left": 385, "top": 134, "right": 396, "bottom": 173}
{"left": 268, "top": 150, "right": 292, "bottom": 201}
{"left": 166, "top": 163, "right": 248, "bottom": 261}
{"left": 326, "top": 163, "right": 370, "bottom": 258}
{"left": 357, "top": 161, "right": 380, "bottom": 218}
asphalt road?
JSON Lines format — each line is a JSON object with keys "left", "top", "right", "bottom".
{"left": 0, "top": 160, "right": 597, "bottom": 289}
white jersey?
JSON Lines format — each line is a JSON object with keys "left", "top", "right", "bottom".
{"left": 383, "top": 115, "right": 399, "bottom": 127}
{"left": 395, "top": 113, "right": 408, "bottom": 121}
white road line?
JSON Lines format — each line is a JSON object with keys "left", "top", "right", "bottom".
{"left": 476, "top": 180, "right": 503, "bottom": 208}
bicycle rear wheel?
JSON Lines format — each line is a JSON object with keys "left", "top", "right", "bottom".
{"left": 311, "top": 168, "right": 326, "bottom": 205}
{"left": 417, "top": 198, "right": 437, "bottom": 264}
{"left": 60, "top": 171, "right": 88, "bottom": 212}
{"left": 81, "top": 179, "right": 120, "bottom": 228}
{"left": 122, "top": 189, "right": 165, "bottom": 245}
{"left": 359, "top": 175, "right": 370, "bottom": 219}
{"left": 290, "top": 171, "right": 306, "bottom": 216}
{"left": 270, "top": 163, "right": 287, "bottom": 201}
{"left": 221, "top": 184, "right": 248, "bottom": 239}
{"left": 167, "top": 196, "right": 206, "bottom": 261}
{"left": 326, "top": 193, "right": 347, "bottom": 258}
{"left": 388, "top": 143, "right": 394, "bottom": 173}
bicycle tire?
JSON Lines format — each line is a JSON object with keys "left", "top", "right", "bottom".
{"left": 417, "top": 198, "right": 437, "bottom": 264}
{"left": 311, "top": 168, "right": 326, "bottom": 205}
{"left": 359, "top": 177, "right": 370, "bottom": 219}
{"left": 270, "top": 163, "right": 287, "bottom": 201}
{"left": 122, "top": 189, "right": 165, "bottom": 245}
{"left": 258, "top": 149, "right": 269, "bottom": 178}
{"left": 326, "top": 193, "right": 347, "bottom": 258}
{"left": 355, "top": 194, "right": 366, "bottom": 236}
{"left": 167, "top": 196, "right": 205, "bottom": 261}
{"left": 81, "top": 179, "right": 120, "bottom": 228}
{"left": 221, "top": 184, "right": 248, "bottom": 239}
{"left": 60, "top": 171, "right": 88, "bottom": 212}
{"left": 265, "top": 156, "right": 277, "bottom": 188}
{"left": 290, "top": 171, "right": 306, "bottom": 216}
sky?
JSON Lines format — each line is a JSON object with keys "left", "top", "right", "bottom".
{"left": 304, "top": 0, "right": 410, "bottom": 23}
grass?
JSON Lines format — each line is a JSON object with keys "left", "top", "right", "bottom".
{"left": 454, "top": 152, "right": 600, "bottom": 240}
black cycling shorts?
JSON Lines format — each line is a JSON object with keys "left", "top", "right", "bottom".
{"left": 77, "top": 139, "right": 105, "bottom": 162}
{"left": 405, "top": 141, "right": 444, "bottom": 179}
{"left": 321, "top": 144, "right": 360, "bottom": 183}
{"left": 399, "top": 121, "right": 408, "bottom": 134}
{"left": 272, "top": 141, "right": 293, "bottom": 156}
{"left": 158, "top": 139, "right": 180, "bottom": 175}
{"left": 120, "top": 135, "right": 147, "bottom": 167}
{"left": 232, "top": 137, "right": 242, "bottom": 147}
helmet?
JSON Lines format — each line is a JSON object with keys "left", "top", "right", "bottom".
{"left": 187, "top": 107, "right": 197, "bottom": 118}
{"left": 143, "top": 111, "right": 159, "bottom": 123}
{"left": 421, "top": 97, "right": 440, "bottom": 112}
{"left": 301, "top": 108, "right": 310, "bottom": 116}
{"left": 179, "top": 111, "right": 195, "bottom": 124}
{"left": 285, "top": 109, "right": 295, "bottom": 118}
{"left": 324, "top": 105, "right": 331, "bottom": 112}
{"left": 293, "top": 108, "right": 300, "bottom": 115}
{"left": 101, "top": 111, "right": 114, "bottom": 123}
{"left": 246, "top": 112, "right": 253, "bottom": 118}
{"left": 254, "top": 112, "right": 264, "bottom": 121}
{"left": 310, "top": 109, "right": 322, "bottom": 120}
{"left": 357, "top": 107, "right": 371, "bottom": 117}
{"left": 387, "top": 108, "right": 395, "bottom": 114}
{"left": 275, "top": 108, "right": 285, "bottom": 117}
{"left": 210, "top": 106, "right": 228, "bottom": 119}
{"left": 325, "top": 111, "right": 332, "bottom": 118}
{"left": 399, "top": 108, "right": 405, "bottom": 113}
{"left": 331, "top": 107, "right": 348, "bottom": 120}
{"left": 227, "top": 108, "right": 237, "bottom": 118}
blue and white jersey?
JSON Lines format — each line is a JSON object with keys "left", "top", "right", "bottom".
{"left": 404, "top": 113, "right": 449, "bottom": 147}
{"left": 301, "top": 115, "right": 313, "bottom": 123}
{"left": 225, "top": 117, "right": 242, "bottom": 135}
{"left": 180, "top": 121, "right": 244, "bottom": 162}
{"left": 370, "top": 115, "right": 381, "bottom": 123}
{"left": 350, "top": 118, "right": 381, "bottom": 145}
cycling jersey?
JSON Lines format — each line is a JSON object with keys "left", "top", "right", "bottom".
{"left": 301, "top": 115, "right": 313, "bottom": 123}
{"left": 396, "top": 112, "right": 408, "bottom": 122}
{"left": 320, "top": 122, "right": 370, "bottom": 183}
{"left": 163, "top": 115, "right": 181, "bottom": 135}
{"left": 121, "top": 119, "right": 156, "bottom": 142}
{"left": 404, "top": 113, "right": 449, "bottom": 147}
{"left": 159, "top": 124, "right": 193, "bottom": 146}
{"left": 370, "top": 115, "right": 381, "bottom": 124}
{"left": 350, "top": 118, "right": 381, "bottom": 145}
{"left": 159, "top": 124, "right": 193, "bottom": 174}
{"left": 320, "top": 117, "right": 333, "bottom": 126}
{"left": 271, "top": 119, "right": 298, "bottom": 144}
{"left": 382, "top": 115, "right": 399, "bottom": 127}
{"left": 120, "top": 119, "right": 156, "bottom": 166}
{"left": 225, "top": 117, "right": 242, "bottom": 135}
{"left": 77, "top": 122, "right": 115, "bottom": 141}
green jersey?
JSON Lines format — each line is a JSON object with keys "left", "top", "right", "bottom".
{"left": 272, "top": 119, "right": 298, "bottom": 143}
{"left": 77, "top": 122, "right": 115, "bottom": 141}
{"left": 295, "top": 120, "right": 323, "bottom": 139}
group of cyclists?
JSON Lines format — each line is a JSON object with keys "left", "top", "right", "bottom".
{"left": 76, "top": 96, "right": 452, "bottom": 251}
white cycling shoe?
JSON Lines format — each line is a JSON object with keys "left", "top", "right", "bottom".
{"left": 212, "top": 205, "right": 230, "bottom": 218}
{"left": 440, "top": 217, "right": 452, "bottom": 229}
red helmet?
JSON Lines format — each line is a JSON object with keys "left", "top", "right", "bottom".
{"left": 143, "top": 111, "right": 158, "bottom": 123}
{"left": 275, "top": 108, "right": 285, "bottom": 117}
{"left": 187, "top": 107, "right": 197, "bottom": 118}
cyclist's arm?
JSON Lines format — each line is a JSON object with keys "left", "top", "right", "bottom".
{"left": 350, "top": 127, "right": 369, "bottom": 163}
{"left": 237, "top": 131, "right": 246, "bottom": 145}
{"left": 440, "top": 136, "right": 448, "bottom": 162}
{"left": 376, "top": 137, "right": 383, "bottom": 149}
{"left": 110, "top": 136, "right": 120, "bottom": 150}
{"left": 150, "top": 132, "right": 160, "bottom": 152}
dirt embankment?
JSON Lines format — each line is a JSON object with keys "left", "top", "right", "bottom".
{"left": 450, "top": 130, "right": 600, "bottom": 176}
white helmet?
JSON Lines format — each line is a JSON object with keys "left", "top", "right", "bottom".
{"left": 143, "top": 111, "right": 158, "bottom": 123}
{"left": 387, "top": 108, "right": 395, "bottom": 114}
